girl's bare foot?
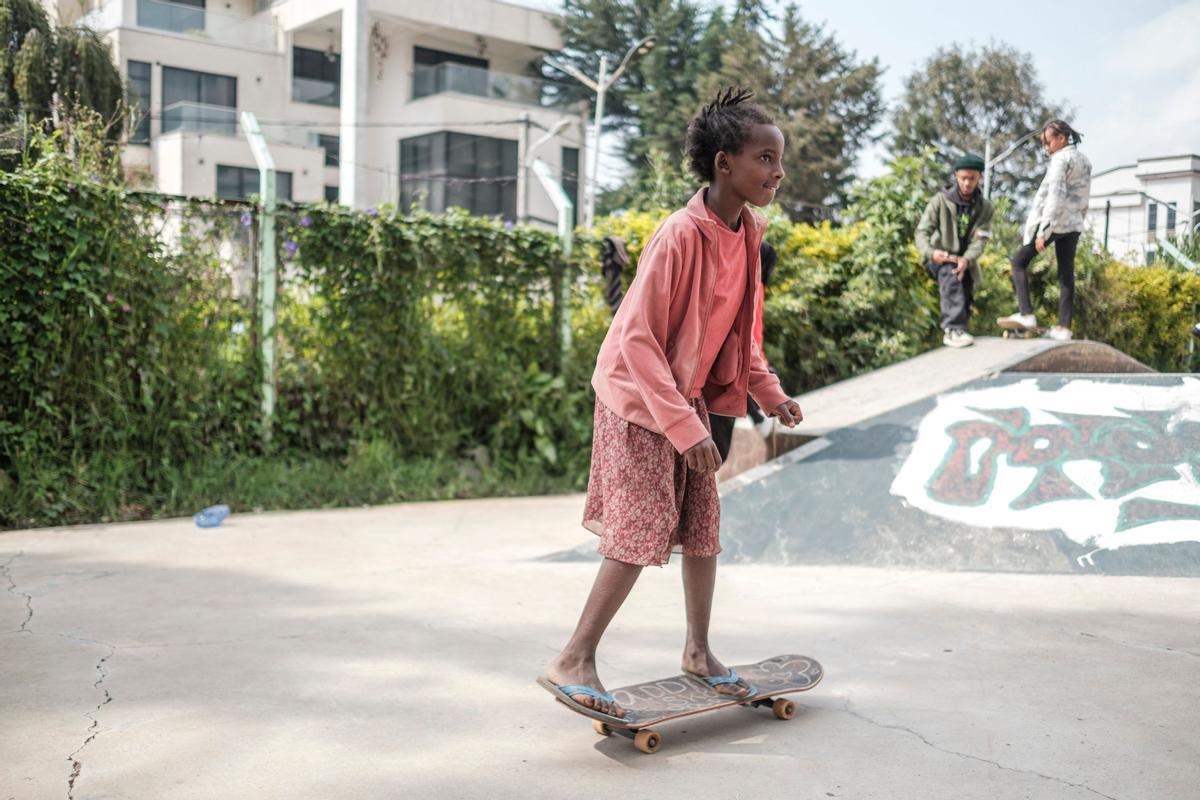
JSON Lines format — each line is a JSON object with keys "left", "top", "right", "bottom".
{"left": 544, "top": 653, "right": 626, "bottom": 718}
{"left": 682, "top": 647, "right": 753, "bottom": 697}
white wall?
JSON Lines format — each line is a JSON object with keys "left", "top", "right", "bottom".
{"left": 155, "top": 131, "right": 325, "bottom": 201}
{"left": 1087, "top": 156, "right": 1200, "bottom": 265}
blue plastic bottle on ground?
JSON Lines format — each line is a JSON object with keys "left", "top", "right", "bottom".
{"left": 193, "top": 505, "right": 231, "bottom": 528}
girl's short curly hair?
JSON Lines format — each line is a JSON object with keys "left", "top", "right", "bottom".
{"left": 686, "top": 87, "right": 775, "bottom": 183}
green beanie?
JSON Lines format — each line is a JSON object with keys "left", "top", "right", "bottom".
{"left": 954, "top": 153, "right": 985, "bottom": 173}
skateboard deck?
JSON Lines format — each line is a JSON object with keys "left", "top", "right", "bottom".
{"left": 552, "top": 654, "right": 822, "bottom": 753}
{"left": 997, "top": 319, "right": 1047, "bottom": 339}
{"left": 1000, "top": 327, "right": 1048, "bottom": 339}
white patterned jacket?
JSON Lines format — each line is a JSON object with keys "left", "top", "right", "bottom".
{"left": 1023, "top": 144, "right": 1092, "bottom": 244}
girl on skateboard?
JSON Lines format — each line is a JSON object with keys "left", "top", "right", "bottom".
{"left": 538, "top": 88, "right": 802, "bottom": 721}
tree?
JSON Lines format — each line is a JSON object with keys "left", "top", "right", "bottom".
{"left": 548, "top": 0, "right": 723, "bottom": 194}
{"left": 892, "top": 43, "right": 1064, "bottom": 205}
{"left": 702, "top": 4, "right": 883, "bottom": 221}
{"left": 554, "top": 0, "right": 883, "bottom": 220}
{"left": 1, "top": 0, "right": 125, "bottom": 153}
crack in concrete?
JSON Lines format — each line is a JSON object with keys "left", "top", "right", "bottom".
{"left": 63, "top": 639, "right": 116, "bottom": 800}
{"left": 1, "top": 552, "right": 34, "bottom": 633}
{"left": 836, "top": 698, "right": 1119, "bottom": 800}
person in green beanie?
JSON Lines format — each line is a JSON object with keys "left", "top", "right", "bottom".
{"left": 915, "top": 153, "right": 994, "bottom": 348}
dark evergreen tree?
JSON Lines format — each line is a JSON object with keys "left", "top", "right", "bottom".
{"left": 892, "top": 43, "right": 1063, "bottom": 203}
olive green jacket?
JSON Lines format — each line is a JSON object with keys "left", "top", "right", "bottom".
{"left": 915, "top": 190, "right": 994, "bottom": 284}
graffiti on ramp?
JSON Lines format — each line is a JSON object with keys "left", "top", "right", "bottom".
{"left": 890, "top": 377, "right": 1200, "bottom": 551}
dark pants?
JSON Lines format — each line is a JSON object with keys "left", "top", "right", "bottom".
{"left": 708, "top": 391, "right": 768, "bottom": 462}
{"left": 925, "top": 261, "right": 975, "bottom": 331}
{"left": 1009, "top": 231, "right": 1080, "bottom": 327}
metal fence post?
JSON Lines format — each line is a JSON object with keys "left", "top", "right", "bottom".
{"left": 241, "top": 112, "right": 278, "bottom": 441}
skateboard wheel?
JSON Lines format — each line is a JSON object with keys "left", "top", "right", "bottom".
{"left": 593, "top": 721, "right": 612, "bottom": 737}
{"left": 772, "top": 698, "right": 797, "bottom": 720}
{"left": 634, "top": 729, "right": 661, "bottom": 754}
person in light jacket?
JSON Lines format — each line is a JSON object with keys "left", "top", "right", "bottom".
{"left": 998, "top": 119, "right": 1092, "bottom": 340}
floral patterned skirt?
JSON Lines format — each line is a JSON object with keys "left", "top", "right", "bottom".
{"left": 582, "top": 397, "right": 721, "bottom": 567}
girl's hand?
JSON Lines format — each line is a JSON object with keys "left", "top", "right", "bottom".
{"left": 684, "top": 437, "right": 722, "bottom": 473}
{"left": 772, "top": 400, "right": 803, "bottom": 427}
{"left": 1035, "top": 236, "right": 1046, "bottom": 253}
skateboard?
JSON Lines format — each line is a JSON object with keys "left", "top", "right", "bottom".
{"left": 549, "top": 654, "right": 822, "bottom": 754}
{"left": 998, "top": 319, "right": 1047, "bottom": 339}
{"left": 1001, "top": 328, "right": 1048, "bottom": 339}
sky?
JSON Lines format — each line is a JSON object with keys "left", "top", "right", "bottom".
{"left": 515, "top": 0, "right": 1200, "bottom": 187}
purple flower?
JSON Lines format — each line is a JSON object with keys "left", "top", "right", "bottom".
{"left": 67, "top": 182, "right": 76, "bottom": 190}
{"left": 365, "top": 207, "right": 378, "bottom": 217}
{"left": 90, "top": 175, "right": 101, "bottom": 184}
{"left": 121, "top": 303, "right": 131, "bottom": 313}
{"left": 284, "top": 240, "right": 299, "bottom": 256}
{"left": 240, "top": 212, "right": 253, "bottom": 227}
{"left": 24, "top": 226, "right": 32, "bottom": 234}
{"left": 105, "top": 294, "right": 115, "bottom": 303}
{"left": 300, "top": 215, "right": 312, "bottom": 228}
{"left": 504, "top": 220, "right": 515, "bottom": 230}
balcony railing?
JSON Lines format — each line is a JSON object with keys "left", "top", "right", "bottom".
{"left": 292, "top": 76, "right": 340, "bottom": 107}
{"left": 161, "top": 101, "right": 237, "bottom": 136}
{"left": 132, "top": 0, "right": 278, "bottom": 50}
{"left": 412, "top": 62, "right": 567, "bottom": 108}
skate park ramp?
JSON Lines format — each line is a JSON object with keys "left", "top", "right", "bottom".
{"left": 718, "top": 338, "right": 1200, "bottom": 576}
{"left": 544, "top": 338, "right": 1200, "bottom": 575}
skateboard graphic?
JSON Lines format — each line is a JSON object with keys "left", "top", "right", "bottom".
{"left": 543, "top": 654, "right": 823, "bottom": 754}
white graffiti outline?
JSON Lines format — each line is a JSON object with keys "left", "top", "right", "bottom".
{"left": 890, "top": 378, "right": 1200, "bottom": 551}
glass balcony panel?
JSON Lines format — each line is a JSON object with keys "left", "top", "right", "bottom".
{"left": 161, "top": 101, "right": 237, "bottom": 136}
{"left": 137, "top": 0, "right": 204, "bottom": 34}
{"left": 134, "top": 0, "right": 277, "bottom": 50}
{"left": 411, "top": 63, "right": 566, "bottom": 108}
{"left": 292, "top": 76, "right": 340, "bottom": 107}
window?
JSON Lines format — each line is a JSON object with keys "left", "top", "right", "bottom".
{"left": 128, "top": 61, "right": 151, "bottom": 144}
{"left": 561, "top": 146, "right": 580, "bottom": 229}
{"left": 1147, "top": 202, "right": 1158, "bottom": 242}
{"left": 412, "top": 46, "right": 489, "bottom": 99}
{"left": 216, "top": 165, "right": 292, "bottom": 201}
{"left": 1167, "top": 203, "right": 1177, "bottom": 236}
{"left": 293, "top": 46, "right": 340, "bottom": 106}
{"left": 399, "top": 131, "right": 517, "bottom": 220}
{"left": 138, "top": 0, "right": 204, "bottom": 34}
{"left": 316, "top": 133, "right": 339, "bottom": 167}
{"left": 162, "top": 66, "right": 236, "bottom": 135}
{"left": 413, "top": 46, "right": 488, "bottom": 70}
{"left": 324, "top": 185, "right": 339, "bottom": 203}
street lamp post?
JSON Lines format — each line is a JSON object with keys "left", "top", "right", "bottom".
{"left": 544, "top": 36, "right": 656, "bottom": 229}
{"left": 983, "top": 129, "right": 1041, "bottom": 198}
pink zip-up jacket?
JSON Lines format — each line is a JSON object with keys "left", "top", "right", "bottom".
{"left": 592, "top": 189, "right": 791, "bottom": 454}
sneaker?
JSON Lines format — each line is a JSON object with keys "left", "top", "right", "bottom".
{"left": 943, "top": 329, "right": 975, "bottom": 348}
{"left": 997, "top": 312, "right": 1038, "bottom": 331}
{"left": 1043, "top": 326, "right": 1073, "bottom": 341}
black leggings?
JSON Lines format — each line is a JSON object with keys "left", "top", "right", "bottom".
{"left": 1009, "top": 231, "right": 1080, "bottom": 327}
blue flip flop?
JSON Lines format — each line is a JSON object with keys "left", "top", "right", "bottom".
{"left": 536, "top": 675, "right": 627, "bottom": 723}
{"left": 685, "top": 668, "right": 758, "bottom": 700}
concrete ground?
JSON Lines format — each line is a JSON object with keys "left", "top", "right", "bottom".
{"left": 2, "top": 495, "right": 1198, "bottom": 799}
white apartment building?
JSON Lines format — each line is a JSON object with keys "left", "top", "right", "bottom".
{"left": 52, "top": 0, "right": 586, "bottom": 227}
{"left": 1086, "top": 154, "right": 1200, "bottom": 265}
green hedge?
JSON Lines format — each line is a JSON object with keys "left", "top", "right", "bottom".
{"left": 2, "top": 146, "right": 1196, "bottom": 529}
